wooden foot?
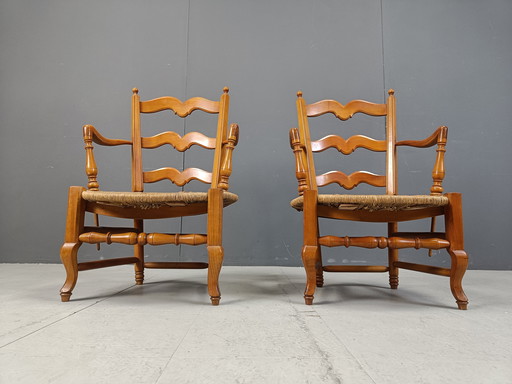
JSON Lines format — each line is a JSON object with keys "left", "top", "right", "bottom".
{"left": 60, "top": 242, "right": 81, "bottom": 302}
{"left": 389, "top": 276, "right": 399, "bottom": 289}
{"left": 302, "top": 245, "right": 318, "bottom": 303}
{"left": 304, "top": 295, "right": 314, "bottom": 305}
{"left": 207, "top": 245, "right": 224, "bottom": 304}
{"left": 60, "top": 292, "right": 71, "bottom": 302}
{"left": 135, "top": 271, "right": 144, "bottom": 285}
{"left": 457, "top": 300, "right": 468, "bottom": 310}
{"left": 210, "top": 296, "right": 220, "bottom": 306}
{"left": 449, "top": 249, "right": 469, "bottom": 310}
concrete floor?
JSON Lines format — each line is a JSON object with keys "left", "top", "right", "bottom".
{"left": 0, "top": 264, "right": 511, "bottom": 384}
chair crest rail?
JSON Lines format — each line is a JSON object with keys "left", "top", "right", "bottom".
{"left": 139, "top": 96, "right": 220, "bottom": 117}
{"left": 306, "top": 99, "right": 387, "bottom": 120}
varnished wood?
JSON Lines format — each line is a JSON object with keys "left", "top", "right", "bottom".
{"left": 60, "top": 88, "right": 238, "bottom": 304}
{"left": 78, "top": 257, "right": 139, "bottom": 271}
{"left": 291, "top": 90, "right": 468, "bottom": 309}
{"left": 141, "top": 131, "right": 216, "bottom": 151}
{"left": 393, "top": 261, "right": 451, "bottom": 277}
{"left": 316, "top": 170, "right": 386, "bottom": 189}
{"left": 311, "top": 134, "right": 386, "bottom": 154}
{"left": 145, "top": 262, "right": 208, "bottom": 269}
{"left": 143, "top": 167, "right": 212, "bottom": 185}
{"left": 318, "top": 235, "right": 450, "bottom": 249}
{"left": 323, "top": 266, "right": 389, "bottom": 273}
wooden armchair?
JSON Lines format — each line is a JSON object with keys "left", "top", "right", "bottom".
{"left": 289, "top": 90, "right": 468, "bottom": 309}
{"left": 60, "top": 87, "right": 239, "bottom": 305}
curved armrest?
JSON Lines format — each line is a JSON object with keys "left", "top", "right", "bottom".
{"left": 83, "top": 125, "right": 132, "bottom": 146}
{"left": 217, "top": 123, "right": 239, "bottom": 190}
{"left": 82, "top": 125, "right": 132, "bottom": 190}
{"left": 289, "top": 128, "right": 308, "bottom": 195}
{"left": 397, "top": 126, "right": 448, "bottom": 195}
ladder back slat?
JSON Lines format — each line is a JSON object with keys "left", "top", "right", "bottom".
{"left": 316, "top": 171, "right": 386, "bottom": 189}
{"left": 141, "top": 131, "right": 216, "bottom": 151}
{"left": 143, "top": 167, "right": 212, "bottom": 186}
{"left": 311, "top": 134, "right": 386, "bottom": 154}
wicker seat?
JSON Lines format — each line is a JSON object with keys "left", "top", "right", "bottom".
{"left": 83, "top": 190, "right": 238, "bottom": 209}
{"left": 289, "top": 90, "right": 468, "bottom": 309}
{"left": 60, "top": 88, "right": 239, "bottom": 305}
{"left": 291, "top": 194, "right": 448, "bottom": 211}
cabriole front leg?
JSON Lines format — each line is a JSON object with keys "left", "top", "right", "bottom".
{"left": 207, "top": 245, "right": 224, "bottom": 305}
{"left": 302, "top": 245, "right": 318, "bottom": 305}
{"left": 60, "top": 242, "right": 82, "bottom": 302}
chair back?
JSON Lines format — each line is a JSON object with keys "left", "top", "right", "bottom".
{"left": 130, "top": 87, "right": 235, "bottom": 192}
{"left": 293, "top": 89, "right": 397, "bottom": 195}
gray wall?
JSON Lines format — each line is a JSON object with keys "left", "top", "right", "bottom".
{"left": 1, "top": 0, "right": 510, "bottom": 269}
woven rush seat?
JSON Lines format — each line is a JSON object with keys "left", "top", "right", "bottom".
{"left": 291, "top": 194, "right": 449, "bottom": 211}
{"left": 83, "top": 190, "right": 238, "bottom": 209}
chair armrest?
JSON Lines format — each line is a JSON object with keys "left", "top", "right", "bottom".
{"left": 396, "top": 126, "right": 448, "bottom": 195}
{"left": 82, "top": 125, "right": 132, "bottom": 190}
{"left": 217, "top": 123, "right": 239, "bottom": 190}
{"left": 289, "top": 128, "right": 308, "bottom": 195}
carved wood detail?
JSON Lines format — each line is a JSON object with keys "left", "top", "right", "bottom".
{"left": 318, "top": 235, "right": 450, "bottom": 249}
{"left": 79, "top": 232, "right": 207, "bottom": 246}
{"left": 306, "top": 99, "right": 387, "bottom": 120}
{"left": 218, "top": 123, "right": 239, "bottom": 190}
{"left": 311, "top": 134, "right": 386, "bottom": 154}
{"left": 316, "top": 170, "right": 386, "bottom": 189}
{"left": 140, "top": 96, "right": 220, "bottom": 117}
{"left": 143, "top": 167, "right": 212, "bottom": 186}
{"left": 289, "top": 128, "right": 308, "bottom": 194}
{"left": 141, "top": 131, "right": 216, "bottom": 151}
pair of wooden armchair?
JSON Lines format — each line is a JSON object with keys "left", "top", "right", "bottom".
{"left": 60, "top": 88, "right": 468, "bottom": 309}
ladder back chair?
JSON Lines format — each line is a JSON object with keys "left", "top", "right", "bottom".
{"left": 60, "top": 87, "right": 239, "bottom": 305}
{"left": 289, "top": 89, "right": 468, "bottom": 309}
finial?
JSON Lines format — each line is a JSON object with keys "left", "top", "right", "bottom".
{"left": 388, "top": 89, "right": 395, "bottom": 95}
{"left": 297, "top": 91, "right": 303, "bottom": 98}
{"left": 223, "top": 87, "right": 229, "bottom": 94}
{"left": 132, "top": 88, "right": 139, "bottom": 94}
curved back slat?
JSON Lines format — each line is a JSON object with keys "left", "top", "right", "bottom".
{"left": 141, "top": 131, "right": 216, "bottom": 151}
{"left": 306, "top": 99, "right": 387, "bottom": 120}
{"left": 316, "top": 171, "right": 386, "bottom": 190}
{"left": 311, "top": 134, "right": 386, "bottom": 154}
{"left": 140, "top": 96, "right": 220, "bottom": 117}
{"left": 143, "top": 167, "right": 212, "bottom": 186}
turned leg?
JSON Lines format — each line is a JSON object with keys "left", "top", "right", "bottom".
{"left": 60, "top": 242, "right": 81, "bottom": 302}
{"left": 207, "top": 245, "right": 224, "bottom": 305}
{"left": 315, "top": 222, "right": 324, "bottom": 288}
{"left": 60, "top": 186, "right": 86, "bottom": 302}
{"left": 207, "top": 188, "right": 224, "bottom": 305}
{"left": 445, "top": 193, "right": 469, "bottom": 310}
{"left": 134, "top": 219, "right": 144, "bottom": 285}
{"left": 388, "top": 223, "right": 399, "bottom": 289}
{"left": 302, "top": 245, "right": 318, "bottom": 305}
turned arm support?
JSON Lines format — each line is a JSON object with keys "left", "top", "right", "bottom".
{"left": 218, "top": 123, "right": 239, "bottom": 190}
{"left": 289, "top": 128, "right": 308, "bottom": 195}
{"left": 82, "top": 125, "right": 132, "bottom": 190}
{"left": 396, "top": 126, "right": 448, "bottom": 195}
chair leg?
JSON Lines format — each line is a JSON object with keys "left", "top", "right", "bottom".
{"left": 207, "top": 245, "right": 223, "bottom": 305}
{"left": 134, "top": 219, "right": 144, "bottom": 285}
{"left": 388, "top": 223, "right": 399, "bottom": 289}
{"left": 445, "top": 193, "right": 469, "bottom": 310}
{"left": 60, "top": 242, "right": 81, "bottom": 302}
{"left": 448, "top": 249, "right": 469, "bottom": 310}
{"left": 60, "top": 186, "right": 86, "bottom": 302}
{"left": 315, "top": 245, "right": 324, "bottom": 288}
{"left": 302, "top": 245, "right": 318, "bottom": 305}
